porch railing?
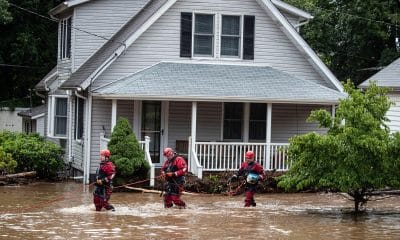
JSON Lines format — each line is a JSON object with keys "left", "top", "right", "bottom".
{"left": 99, "top": 135, "right": 155, "bottom": 187}
{"left": 194, "top": 142, "right": 290, "bottom": 171}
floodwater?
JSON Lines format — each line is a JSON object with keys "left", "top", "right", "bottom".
{"left": 1, "top": 182, "right": 400, "bottom": 239}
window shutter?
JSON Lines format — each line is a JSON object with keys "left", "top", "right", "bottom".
{"left": 243, "top": 15, "right": 255, "bottom": 60}
{"left": 180, "top": 12, "right": 192, "bottom": 57}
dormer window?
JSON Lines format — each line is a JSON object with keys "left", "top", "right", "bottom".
{"left": 180, "top": 13, "right": 254, "bottom": 60}
{"left": 59, "top": 17, "right": 71, "bottom": 59}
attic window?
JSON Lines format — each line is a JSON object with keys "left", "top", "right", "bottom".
{"left": 59, "top": 17, "right": 71, "bottom": 59}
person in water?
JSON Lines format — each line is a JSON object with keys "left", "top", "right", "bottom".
{"left": 93, "top": 149, "right": 116, "bottom": 211}
{"left": 160, "top": 147, "right": 187, "bottom": 208}
{"left": 229, "top": 150, "right": 265, "bottom": 207}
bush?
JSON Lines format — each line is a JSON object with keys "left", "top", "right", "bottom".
{"left": 0, "top": 131, "right": 64, "bottom": 178}
{"left": 108, "top": 118, "right": 149, "bottom": 182}
{"left": 0, "top": 147, "right": 17, "bottom": 174}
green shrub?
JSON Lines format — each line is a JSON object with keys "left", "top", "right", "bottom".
{"left": 0, "top": 147, "right": 17, "bottom": 174}
{"left": 0, "top": 131, "right": 64, "bottom": 178}
{"left": 108, "top": 118, "right": 149, "bottom": 181}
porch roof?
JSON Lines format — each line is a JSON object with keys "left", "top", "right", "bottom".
{"left": 93, "top": 62, "right": 346, "bottom": 104}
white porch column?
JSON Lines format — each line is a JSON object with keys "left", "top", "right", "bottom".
{"left": 331, "top": 104, "right": 336, "bottom": 118}
{"left": 111, "top": 99, "right": 117, "bottom": 132}
{"left": 266, "top": 103, "right": 272, "bottom": 170}
{"left": 191, "top": 102, "right": 197, "bottom": 150}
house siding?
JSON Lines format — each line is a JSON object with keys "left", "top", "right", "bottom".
{"left": 387, "top": 93, "right": 400, "bottom": 133}
{"left": 36, "top": 117, "right": 45, "bottom": 136}
{"left": 168, "top": 101, "right": 192, "bottom": 149}
{"left": 271, "top": 104, "right": 328, "bottom": 142}
{"left": 90, "top": 98, "right": 112, "bottom": 174}
{"left": 73, "top": 0, "right": 150, "bottom": 70}
{"left": 116, "top": 100, "right": 135, "bottom": 125}
{"left": 93, "top": 0, "right": 329, "bottom": 89}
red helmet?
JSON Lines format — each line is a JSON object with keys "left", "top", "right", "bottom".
{"left": 100, "top": 149, "right": 111, "bottom": 158}
{"left": 163, "top": 147, "right": 174, "bottom": 158}
{"left": 245, "top": 150, "right": 254, "bottom": 160}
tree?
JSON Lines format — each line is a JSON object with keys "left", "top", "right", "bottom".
{"left": 0, "top": 0, "right": 62, "bottom": 106}
{"left": 278, "top": 81, "right": 400, "bottom": 212}
{"left": 284, "top": 0, "right": 400, "bottom": 85}
{"left": 107, "top": 117, "right": 149, "bottom": 184}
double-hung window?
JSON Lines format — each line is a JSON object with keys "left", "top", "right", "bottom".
{"left": 180, "top": 13, "right": 254, "bottom": 59}
{"left": 59, "top": 17, "right": 71, "bottom": 59}
{"left": 54, "top": 97, "right": 68, "bottom": 136}
{"left": 193, "top": 14, "right": 214, "bottom": 57}
{"left": 221, "top": 15, "right": 241, "bottom": 57}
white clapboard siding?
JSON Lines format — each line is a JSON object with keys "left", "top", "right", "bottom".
{"left": 168, "top": 101, "right": 192, "bottom": 149}
{"left": 93, "top": 0, "right": 329, "bottom": 89}
{"left": 197, "top": 102, "right": 222, "bottom": 141}
{"left": 72, "top": 141, "right": 84, "bottom": 171}
{"left": 387, "top": 93, "right": 400, "bottom": 133}
{"left": 36, "top": 117, "right": 45, "bottom": 136}
{"left": 271, "top": 104, "right": 328, "bottom": 142}
{"left": 73, "top": 0, "right": 150, "bottom": 69}
{"left": 90, "top": 99, "right": 112, "bottom": 174}
{"left": 116, "top": 100, "right": 135, "bottom": 126}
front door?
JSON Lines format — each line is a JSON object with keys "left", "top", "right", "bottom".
{"left": 141, "top": 101, "right": 167, "bottom": 164}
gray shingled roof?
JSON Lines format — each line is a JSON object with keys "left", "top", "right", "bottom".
{"left": 60, "top": 0, "right": 162, "bottom": 89}
{"left": 35, "top": 66, "right": 57, "bottom": 91}
{"left": 93, "top": 62, "right": 345, "bottom": 103}
{"left": 18, "top": 105, "right": 46, "bottom": 118}
{"left": 359, "top": 57, "right": 400, "bottom": 89}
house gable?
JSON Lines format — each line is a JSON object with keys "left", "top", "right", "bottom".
{"left": 61, "top": 0, "right": 342, "bottom": 93}
{"left": 92, "top": 0, "right": 341, "bottom": 92}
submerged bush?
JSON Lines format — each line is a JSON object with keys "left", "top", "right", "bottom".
{"left": 0, "top": 131, "right": 64, "bottom": 178}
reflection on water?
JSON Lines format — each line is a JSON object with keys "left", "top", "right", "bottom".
{"left": 1, "top": 182, "right": 400, "bottom": 239}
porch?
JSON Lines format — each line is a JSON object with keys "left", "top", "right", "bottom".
{"left": 100, "top": 135, "right": 290, "bottom": 187}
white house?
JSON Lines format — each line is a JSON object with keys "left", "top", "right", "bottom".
{"left": 359, "top": 57, "right": 400, "bottom": 133}
{"left": 35, "top": 0, "right": 345, "bottom": 184}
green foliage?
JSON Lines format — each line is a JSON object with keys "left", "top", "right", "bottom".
{"left": 0, "top": 131, "right": 64, "bottom": 178}
{"left": 285, "top": 0, "right": 400, "bottom": 85}
{"left": 108, "top": 118, "right": 149, "bottom": 180}
{"left": 278, "top": 81, "right": 400, "bottom": 212}
{"left": 0, "top": 0, "right": 12, "bottom": 24}
{"left": 0, "top": 146, "right": 17, "bottom": 174}
{"left": 0, "top": 0, "right": 63, "bottom": 102}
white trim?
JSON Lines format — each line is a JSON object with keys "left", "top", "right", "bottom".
{"left": 133, "top": 100, "right": 141, "bottom": 138}
{"left": 47, "top": 95, "right": 69, "bottom": 139}
{"left": 219, "top": 14, "right": 243, "bottom": 59}
{"left": 257, "top": 0, "right": 343, "bottom": 92}
{"left": 191, "top": 101, "right": 197, "bottom": 149}
{"left": 160, "top": 101, "right": 169, "bottom": 165}
{"left": 91, "top": 93, "right": 342, "bottom": 105}
{"left": 67, "top": 0, "right": 91, "bottom": 7}
{"left": 84, "top": 93, "right": 92, "bottom": 184}
{"left": 111, "top": 99, "right": 117, "bottom": 132}
{"left": 43, "top": 70, "right": 58, "bottom": 91}
{"left": 192, "top": 12, "right": 217, "bottom": 59}
{"left": 271, "top": 0, "right": 313, "bottom": 20}
{"left": 266, "top": 103, "right": 272, "bottom": 169}
{"left": 32, "top": 113, "right": 45, "bottom": 120}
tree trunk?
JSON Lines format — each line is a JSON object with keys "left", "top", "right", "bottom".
{"left": 0, "top": 171, "right": 36, "bottom": 181}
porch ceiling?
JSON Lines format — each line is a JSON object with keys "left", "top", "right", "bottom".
{"left": 92, "top": 62, "right": 346, "bottom": 104}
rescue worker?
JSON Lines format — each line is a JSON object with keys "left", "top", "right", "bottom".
{"left": 160, "top": 147, "right": 187, "bottom": 208}
{"left": 93, "top": 149, "right": 116, "bottom": 211}
{"left": 229, "top": 150, "right": 265, "bottom": 207}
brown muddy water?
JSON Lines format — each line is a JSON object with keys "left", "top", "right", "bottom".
{"left": 1, "top": 182, "right": 400, "bottom": 239}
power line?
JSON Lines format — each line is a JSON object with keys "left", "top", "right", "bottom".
{"left": 0, "top": 63, "right": 37, "bottom": 68}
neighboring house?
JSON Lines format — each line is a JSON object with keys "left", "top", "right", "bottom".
{"left": 359, "top": 57, "right": 400, "bottom": 133}
{"left": 17, "top": 105, "right": 46, "bottom": 136}
{"left": 0, "top": 107, "right": 29, "bottom": 132}
{"left": 35, "top": 0, "right": 345, "bottom": 184}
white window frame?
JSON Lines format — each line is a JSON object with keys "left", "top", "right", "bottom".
{"left": 59, "top": 16, "right": 72, "bottom": 59}
{"left": 47, "top": 95, "right": 68, "bottom": 139}
{"left": 192, "top": 12, "right": 217, "bottom": 59}
{"left": 219, "top": 14, "right": 243, "bottom": 59}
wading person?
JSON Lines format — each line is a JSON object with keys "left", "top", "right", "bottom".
{"left": 160, "top": 147, "right": 187, "bottom": 208}
{"left": 229, "top": 150, "right": 265, "bottom": 207}
{"left": 93, "top": 149, "right": 116, "bottom": 211}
